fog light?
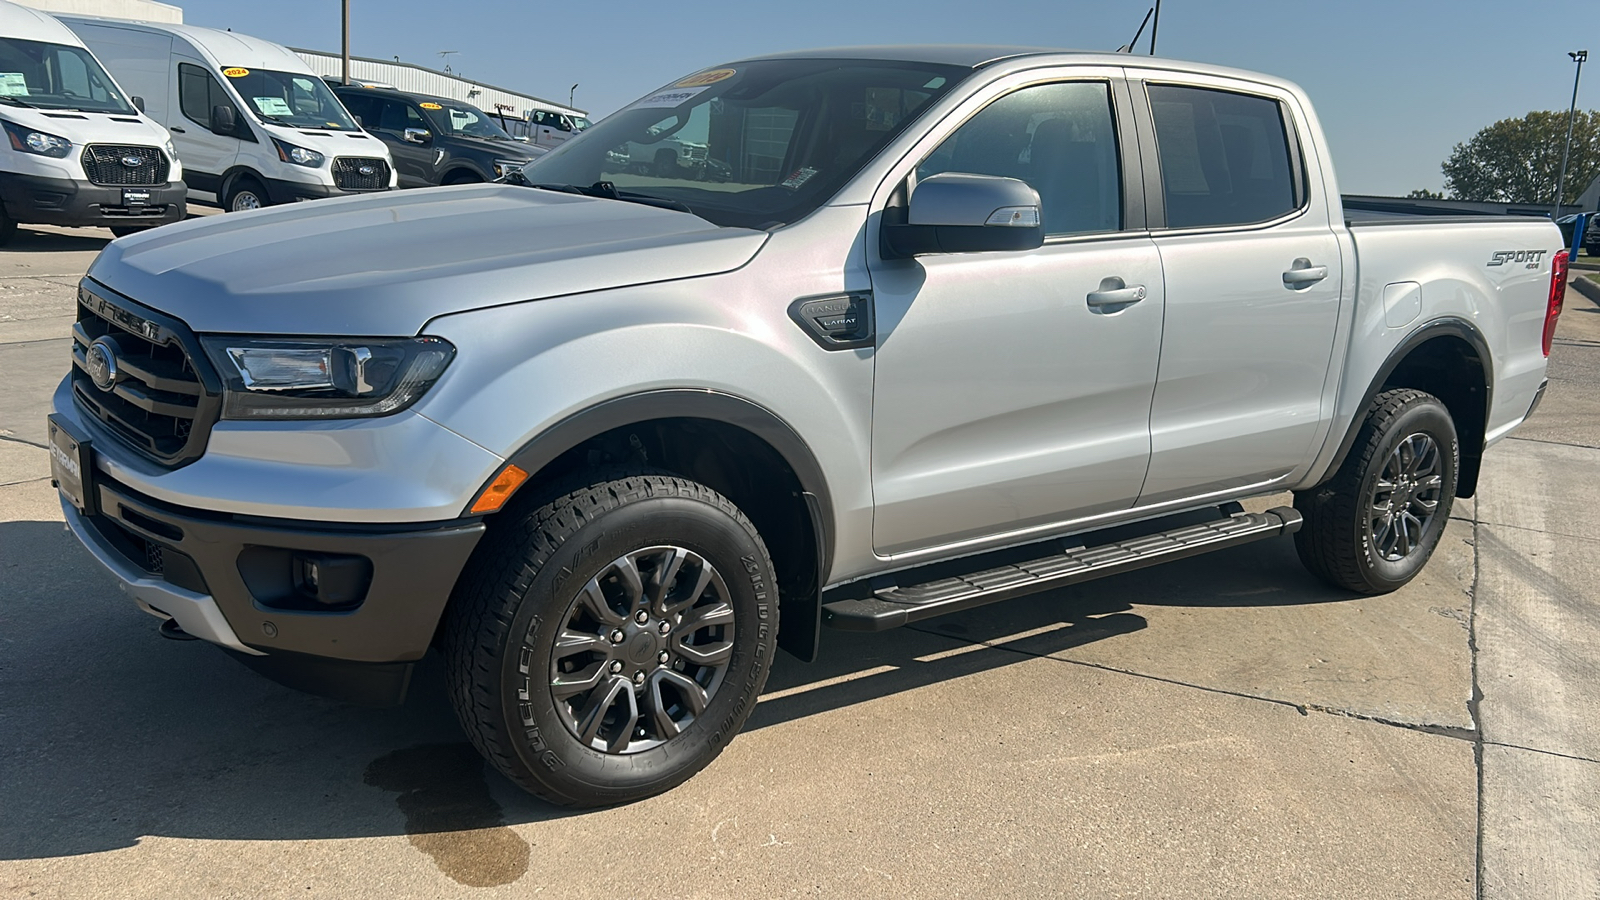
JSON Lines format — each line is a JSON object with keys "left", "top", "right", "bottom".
{"left": 292, "top": 552, "right": 372, "bottom": 608}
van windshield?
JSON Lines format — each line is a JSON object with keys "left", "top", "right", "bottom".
{"left": 520, "top": 58, "right": 968, "bottom": 229}
{"left": 225, "top": 67, "right": 357, "bottom": 130}
{"left": 0, "top": 37, "right": 133, "bottom": 114}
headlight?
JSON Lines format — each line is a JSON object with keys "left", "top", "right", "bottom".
{"left": 199, "top": 336, "right": 455, "bottom": 419}
{"left": 3, "top": 122, "right": 72, "bottom": 158}
{"left": 271, "top": 138, "right": 324, "bottom": 167}
{"left": 163, "top": 136, "right": 179, "bottom": 162}
{"left": 492, "top": 158, "right": 528, "bottom": 178}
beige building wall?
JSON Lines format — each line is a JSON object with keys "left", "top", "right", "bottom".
{"left": 11, "top": 0, "right": 181, "bottom": 23}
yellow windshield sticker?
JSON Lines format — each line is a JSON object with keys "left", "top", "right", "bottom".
{"left": 674, "top": 68, "right": 736, "bottom": 88}
{"left": 419, "top": 102, "right": 442, "bottom": 110}
{"left": 222, "top": 67, "right": 249, "bottom": 78}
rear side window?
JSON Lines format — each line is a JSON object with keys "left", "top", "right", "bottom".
{"left": 919, "top": 81, "right": 1122, "bottom": 237}
{"left": 1148, "top": 84, "right": 1298, "bottom": 229}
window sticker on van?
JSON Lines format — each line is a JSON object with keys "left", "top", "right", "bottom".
{"left": 0, "top": 73, "right": 29, "bottom": 97}
{"left": 223, "top": 67, "right": 249, "bottom": 78}
{"left": 253, "top": 96, "right": 292, "bottom": 116}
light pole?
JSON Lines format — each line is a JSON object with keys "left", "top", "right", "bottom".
{"left": 1554, "top": 49, "right": 1587, "bottom": 215}
{"left": 340, "top": 0, "right": 350, "bottom": 85}
{"left": 569, "top": 83, "right": 578, "bottom": 108}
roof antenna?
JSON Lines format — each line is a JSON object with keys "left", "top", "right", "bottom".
{"left": 1117, "top": 7, "right": 1154, "bottom": 53}
{"left": 1149, "top": 0, "right": 1162, "bottom": 55}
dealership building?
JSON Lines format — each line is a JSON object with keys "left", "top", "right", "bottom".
{"left": 12, "top": 0, "right": 584, "bottom": 120}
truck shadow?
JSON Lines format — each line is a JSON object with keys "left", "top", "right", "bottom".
{"left": 2, "top": 227, "right": 111, "bottom": 253}
{"left": 0, "top": 516, "right": 1351, "bottom": 861}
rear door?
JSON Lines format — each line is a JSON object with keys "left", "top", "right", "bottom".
{"left": 869, "top": 69, "right": 1165, "bottom": 556}
{"left": 1127, "top": 73, "right": 1342, "bottom": 505}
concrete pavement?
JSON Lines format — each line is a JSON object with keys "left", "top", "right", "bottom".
{"left": 0, "top": 223, "right": 1595, "bottom": 898}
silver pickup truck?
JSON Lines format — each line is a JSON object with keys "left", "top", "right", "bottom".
{"left": 49, "top": 46, "right": 1566, "bottom": 806}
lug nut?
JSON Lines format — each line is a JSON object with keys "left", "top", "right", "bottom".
{"left": 635, "top": 610, "right": 650, "bottom": 625}
{"left": 658, "top": 651, "right": 670, "bottom": 664}
{"left": 610, "top": 629, "right": 626, "bottom": 644}
{"left": 633, "top": 671, "right": 646, "bottom": 685}
{"left": 609, "top": 660, "right": 623, "bottom": 673}
{"left": 658, "top": 620, "right": 672, "bottom": 635}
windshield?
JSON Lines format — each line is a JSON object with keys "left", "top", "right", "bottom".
{"left": 225, "top": 67, "right": 358, "bottom": 130}
{"left": 421, "top": 100, "right": 513, "bottom": 141}
{"left": 522, "top": 58, "right": 968, "bottom": 229}
{"left": 0, "top": 37, "right": 133, "bottom": 113}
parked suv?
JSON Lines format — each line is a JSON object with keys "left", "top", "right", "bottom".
{"left": 333, "top": 85, "right": 543, "bottom": 187}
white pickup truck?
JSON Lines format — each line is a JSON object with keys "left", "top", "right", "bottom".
{"left": 50, "top": 46, "right": 1565, "bottom": 806}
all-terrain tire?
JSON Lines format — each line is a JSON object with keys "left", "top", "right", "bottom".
{"left": 443, "top": 469, "right": 778, "bottom": 807}
{"left": 1294, "top": 388, "right": 1458, "bottom": 594}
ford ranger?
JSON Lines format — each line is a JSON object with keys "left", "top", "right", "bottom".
{"left": 48, "top": 46, "right": 1566, "bottom": 807}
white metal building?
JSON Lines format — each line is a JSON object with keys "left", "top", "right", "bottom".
{"left": 11, "top": 0, "right": 179, "bottom": 22}
{"left": 294, "top": 48, "right": 584, "bottom": 120}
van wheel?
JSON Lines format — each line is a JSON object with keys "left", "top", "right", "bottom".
{"left": 443, "top": 469, "right": 778, "bottom": 807}
{"left": 1293, "top": 389, "right": 1458, "bottom": 594}
{"left": 442, "top": 170, "right": 482, "bottom": 185}
{"left": 0, "top": 206, "right": 15, "bottom": 246}
{"left": 224, "top": 178, "right": 269, "bottom": 212}
{"left": 109, "top": 226, "right": 149, "bottom": 238}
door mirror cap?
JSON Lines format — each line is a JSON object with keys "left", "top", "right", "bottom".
{"left": 884, "top": 172, "right": 1044, "bottom": 258}
{"left": 210, "top": 104, "right": 236, "bottom": 136}
{"left": 403, "top": 127, "right": 431, "bottom": 145}
{"left": 130, "top": 95, "right": 145, "bottom": 114}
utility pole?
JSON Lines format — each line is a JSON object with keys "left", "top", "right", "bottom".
{"left": 340, "top": 0, "right": 350, "bottom": 85}
{"left": 1149, "top": 0, "right": 1162, "bottom": 55}
{"left": 1555, "top": 50, "right": 1588, "bottom": 215}
{"left": 569, "top": 83, "right": 578, "bottom": 108}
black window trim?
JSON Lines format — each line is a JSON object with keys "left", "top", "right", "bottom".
{"left": 176, "top": 61, "right": 255, "bottom": 143}
{"left": 904, "top": 73, "right": 1144, "bottom": 242}
{"left": 1136, "top": 78, "right": 1311, "bottom": 235}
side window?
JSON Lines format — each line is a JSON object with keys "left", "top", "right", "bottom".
{"left": 340, "top": 93, "right": 375, "bottom": 126}
{"left": 1147, "top": 84, "right": 1299, "bottom": 229}
{"left": 918, "top": 81, "right": 1122, "bottom": 237}
{"left": 178, "top": 63, "right": 234, "bottom": 130}
{"left": 405, "top": 104, "right": 428, "bottom": 133}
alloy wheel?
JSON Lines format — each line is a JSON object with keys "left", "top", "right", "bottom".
{"left": 1368, "top": 432, "right": 1444, "bottom": 561}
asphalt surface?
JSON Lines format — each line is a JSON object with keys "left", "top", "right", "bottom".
{"left": 1, "top": 222, "right": 1596, "bottom": 899}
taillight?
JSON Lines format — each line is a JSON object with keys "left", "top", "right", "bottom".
{"left": 1545, "top": 248, "right": 1569, "bottom": 357}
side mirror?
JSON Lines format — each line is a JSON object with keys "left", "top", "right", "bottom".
{"left": 403, "top": 127, "right": 431, "bottom": 145}
{"left": 130, "top": 95, "right": 146, "bottom": 113}
{"left": 352, "top": 114, "right": 363, "bottom": 128}
{"left": 210, "top": 104, "right": 236, "bottom": 136}
{"left": 882, "top": 172, "right": 1044, "bottom": 258}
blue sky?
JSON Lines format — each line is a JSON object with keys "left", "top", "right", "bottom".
{"left": 171, "top": 0, "right": 1592, "bottom": 196}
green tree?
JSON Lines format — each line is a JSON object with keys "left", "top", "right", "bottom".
{"left": 1442, "top": 109, "right": 1600, "bottom": 204}
{"left": 1407, "top": 188, "right": 1445, "bottom": 199}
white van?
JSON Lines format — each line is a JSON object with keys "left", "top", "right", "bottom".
{"left": 60, "top": 16, "right": 395, "bottom": 211}
{"left": 0, "top": 1, "right": 183, "bottom": 243}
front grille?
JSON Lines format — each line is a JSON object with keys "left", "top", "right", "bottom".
{"left": 71, "top": 281, "right": 221, "bottom": 467}
{"left": 332, "top": 157, "right": 390, "bottom": 191}
{"left": 80, "top": 145, "right": 169, "bottom": 186}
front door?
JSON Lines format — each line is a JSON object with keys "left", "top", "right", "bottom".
{"left": 1133, "top": 79, "right": 1342, "bottom": 505}
{"left": 172, "top": 59, "right": 238, "bottom": 199}
{"left": 870, "top": 76, "right": 1164, "bottom": 556}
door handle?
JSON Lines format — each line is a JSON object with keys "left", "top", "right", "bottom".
{"left": 169, "top": 126, "right": 186, "bottom": 133}
{"left": 1086, "top": 278, "right": 1147, "bottom": 309}
{"left": 1282, "top": 258, "right": 1329, "bottom": 287}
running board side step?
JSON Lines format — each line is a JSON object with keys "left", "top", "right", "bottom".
{"left": 822, "top": 507, "right": 1302, "bottom": 632}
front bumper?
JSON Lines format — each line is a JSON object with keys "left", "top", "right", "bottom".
{"left": 263, "top": 176, "right": 390, "bottom": 203}
{"left": 0, "top": 172, "right": 185, "bottom": 228}
{"left": 62, "top": 471, "right": 484, "bottom": 703}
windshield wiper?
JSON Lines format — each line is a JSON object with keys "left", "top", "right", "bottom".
{"left": 0, "top": 96, "right": 39, "bottom": 109}
{"left": 525, "top": 180, "right": 698, "bottom": 216}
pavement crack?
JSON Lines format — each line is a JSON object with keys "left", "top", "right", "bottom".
{"left": 1505, "top": 435, "right": 1600, "bottom": 452}
{"left": 1301, "top": 703, "right": 1478, "bottom": 743}
{"left": 1470, "top": 519, "right": 1600, "bottom": 546}
{"left": 0, "top": 433, "right": 47, "bottom": 450}
{"left": 1469, "top": 504, "right": 1487, "bottom": 900}
{"left": 0, "top": 475, "right": 51, "bottom": 487}
{"left": 1481, "top": 740, "right": 1600, "bottom": 766}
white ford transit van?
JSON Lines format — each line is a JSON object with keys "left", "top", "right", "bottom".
{"left": 60, "top": 16, "right": 395, "bottom": 211}
{"left": 0, "top": 1, "right": 183, "bottom": 243}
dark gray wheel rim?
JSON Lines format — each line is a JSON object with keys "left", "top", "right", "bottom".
{"left": 1369, "top": 432, "right": 1444, "bottom": 562}
{"left": 549, "top": 545, "right": 735, "bottom": 754}
{"left": 230, "top": 191, "right": 262, "bottom": 212}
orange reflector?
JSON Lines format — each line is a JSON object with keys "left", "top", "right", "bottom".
{"left": 470, "top": 464, "right": 529, "bottom": 514}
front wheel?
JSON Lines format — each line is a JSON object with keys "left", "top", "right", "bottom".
{"left": 444, "top": 471, "right": 778, "bottom": 807}
{"left": 1294, "top": 389, "right": 1459, "bottom": 594}
{"left": 223, "top": 177, "right": 269, "bottom": 212}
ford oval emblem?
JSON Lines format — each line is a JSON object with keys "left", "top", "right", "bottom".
{"left": 120, "top": 155, "right": 144, "bottom": 168}
{"left": 358, "top": 165, "right": 376, "bottom": 176}
{"left": 86, "top": 336, "right": 121, "bottom": 392}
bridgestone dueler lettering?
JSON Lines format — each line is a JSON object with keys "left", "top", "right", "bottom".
{"left": 442, "top": 469, "right": 778, "bottom": 807}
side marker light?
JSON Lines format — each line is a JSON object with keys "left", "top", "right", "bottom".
{"left": 471, "top": 464, "right": 529, "bottom": 514}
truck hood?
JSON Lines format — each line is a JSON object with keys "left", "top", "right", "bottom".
{"left": 86, "top": 184, "right": 768, "bottom": 335}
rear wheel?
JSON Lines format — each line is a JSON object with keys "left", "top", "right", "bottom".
{"left": 1294, "top": 389, "right": 1458, "bottom": 593}
{"left": 224, "top": 177, "right": 268, "bottom": 212}
{"left": 444, "top": 470, "right": 778, "bottom": 807}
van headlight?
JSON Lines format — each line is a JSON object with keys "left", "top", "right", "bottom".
{"left": 199, "top": 336, "right": 455, "bottom": 419}
{"left": 4, "top": 122, "right": 72, "bottom": 158}
{"left": 271, "top": 138, "right": 324, "bottom": 167}
{"left": 164, "top": 136, "right": 179, "bottom": 162}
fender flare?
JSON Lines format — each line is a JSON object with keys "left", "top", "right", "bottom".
{"left": 481, "top": 389, "right": 836, "bottom": 661}
{"left": 218, "top": 166, "right": 267, "bottom": 203}
{"left": 1320, "top": 316, "right": 1493, "bottom": 489}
